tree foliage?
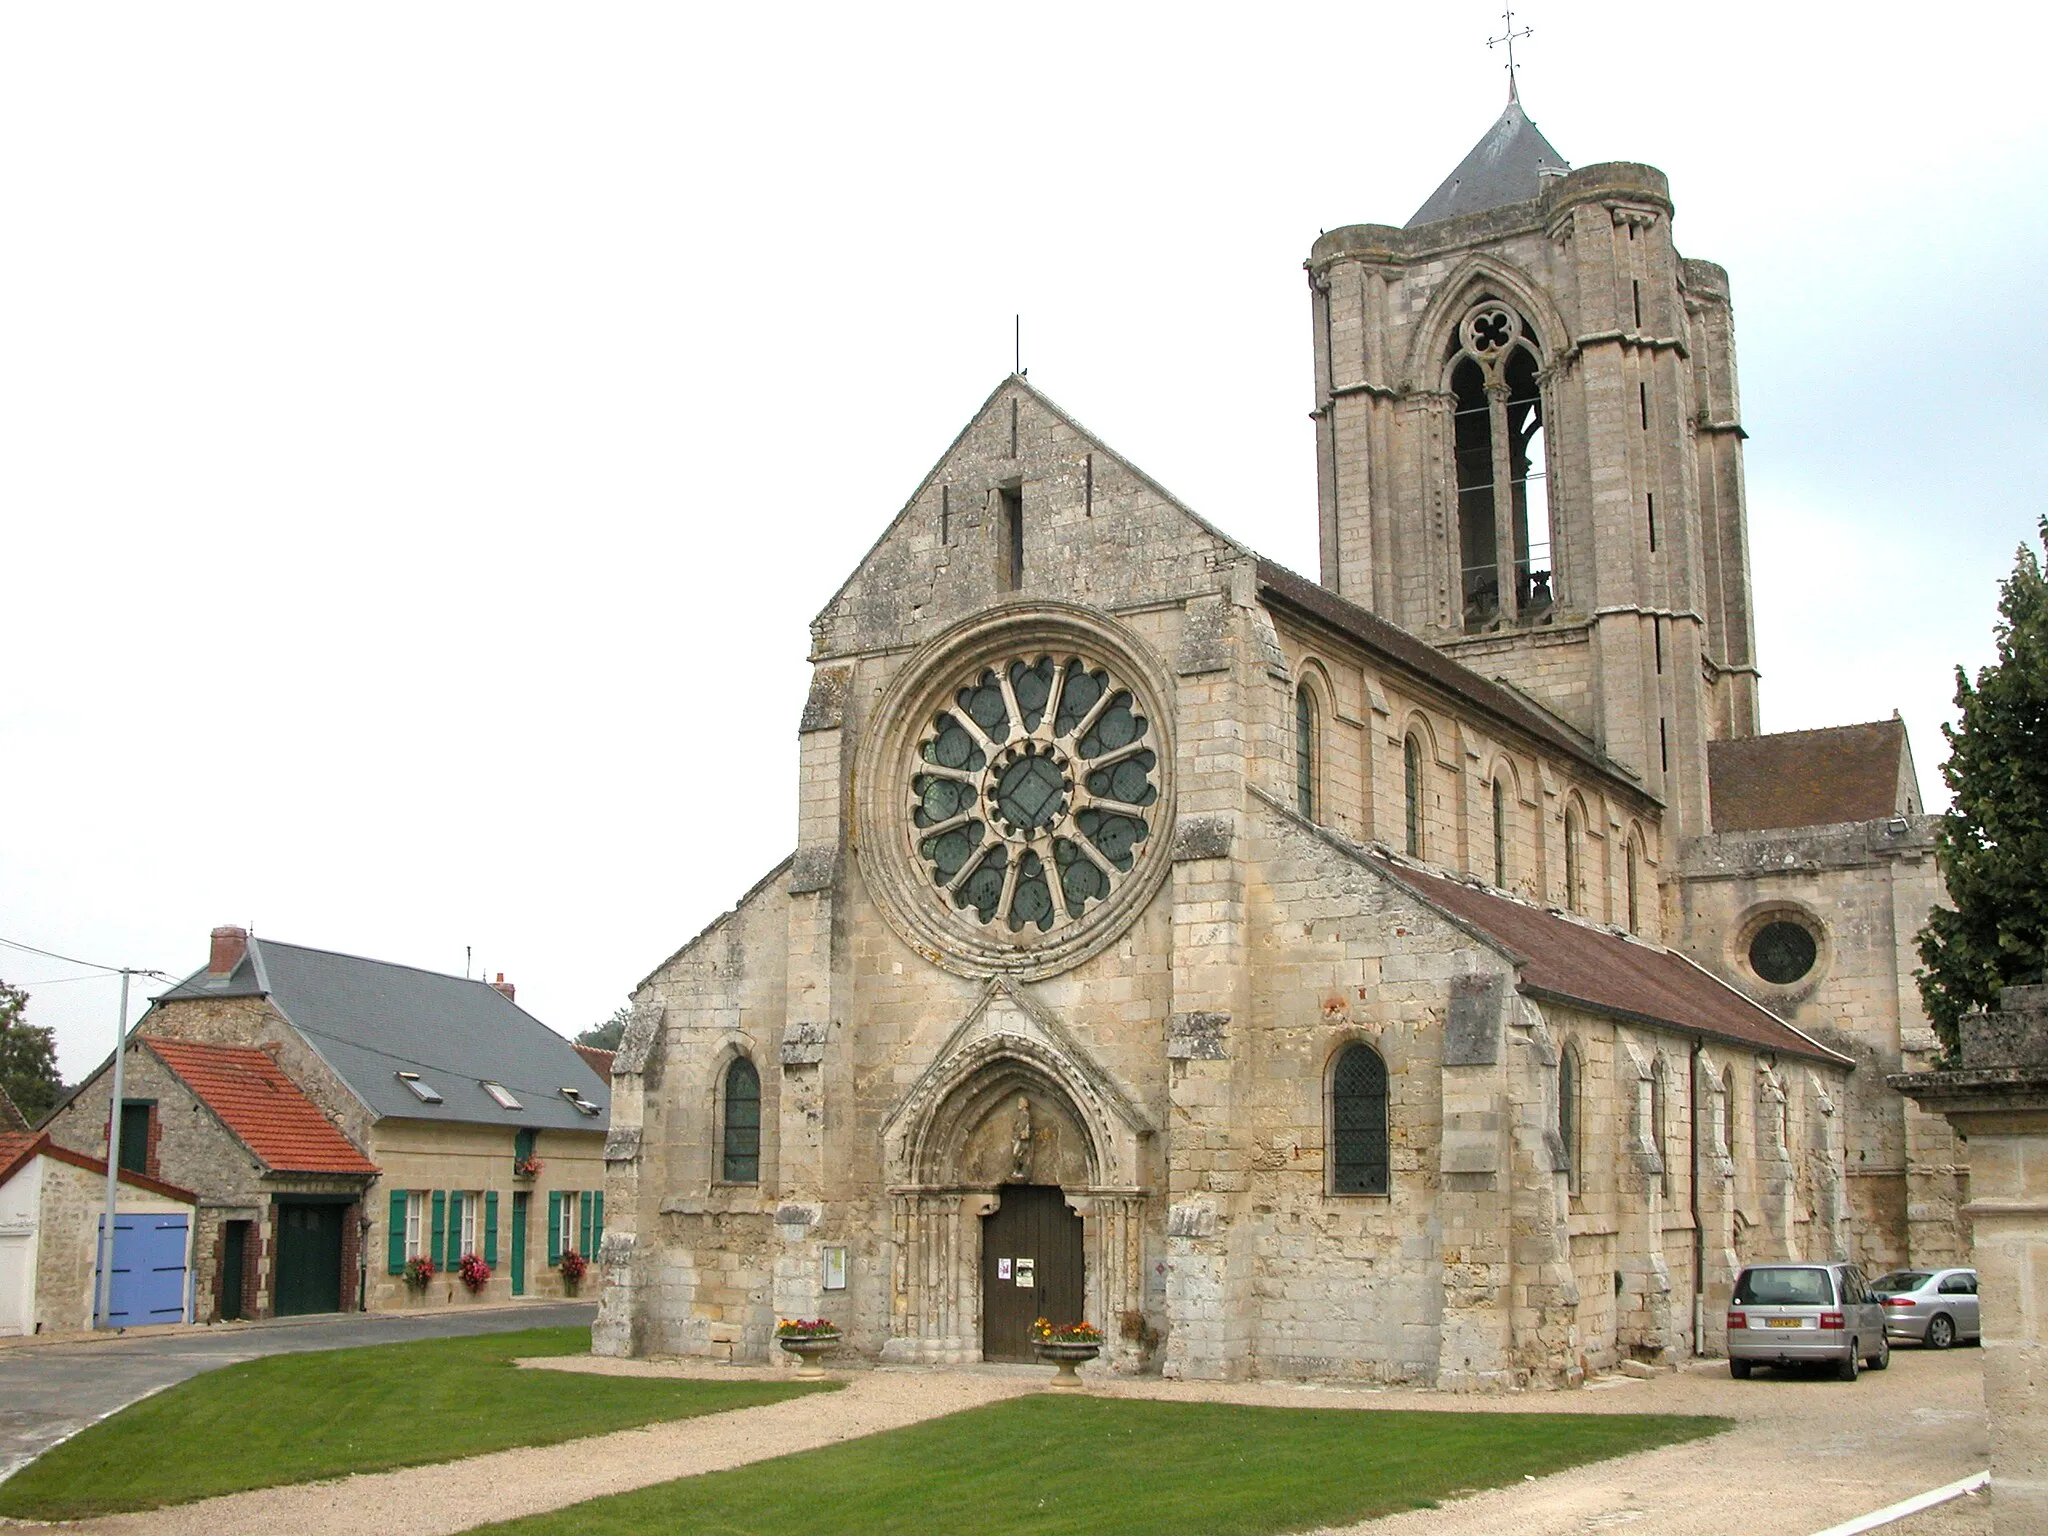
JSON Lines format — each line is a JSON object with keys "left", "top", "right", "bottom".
{"left": 0, "top": 979, "right": 64, "bottom": 1124}
{"left": 1917, "top": 517, "right": 2048, "bottom": 1058}
{"left": 577, "top": 1005, "right": 632, "bottom": 1052}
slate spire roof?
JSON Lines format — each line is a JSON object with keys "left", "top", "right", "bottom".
{"left": 1407, "top": 100, "right": 1570, "bottom": 228}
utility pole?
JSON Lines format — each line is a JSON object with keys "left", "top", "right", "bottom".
{"left": 92, "top": 969, "right": 135, "bottom": 1330}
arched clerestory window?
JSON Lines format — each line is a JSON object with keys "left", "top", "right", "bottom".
{"left": 1450, "top": 300, "right": 1553, "bottom": 632}
{"left": 1563, "top": 803, "right": 1584, "bottom": 914}
{"left": 1625, "top": 831, "right": 1643, "bottom": 934}
{"left": 1330, "top": 1043, "right": 1390, "bottom": 1195}
{"left": 1295, "top": 685, "right": 1317, "bottom": 820}
{"left": 1491, "top": 775, "right": 1508, "bottom": 888}
{"left": 721, "top": 1056, "right": 761, "bottom": 1184}
{"left": 1404, "top": 734, "right": 1424, "bottom": 858}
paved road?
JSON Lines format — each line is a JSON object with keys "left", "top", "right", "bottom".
{"left": 0, "top": 1303, "right": 596, "bottom": 1482}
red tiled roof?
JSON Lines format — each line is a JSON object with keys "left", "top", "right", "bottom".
{"left": 0, "top": 1131, "right": 200, "bottom": 1202}
{"left": 0, "top": 1130, "right": 36, "bottom": 1183}
{"left": 1708, "top": 720, "right": 1913, "bottom": 833}
{"left": 1376, "top": 857, "right": 1849, "bottom": 1063}
{"left": 574, "top": 1045, "right": 615, "bottom": 1082}
{"left": 142, "top": 1037, "right": 378, "bottom": 1175}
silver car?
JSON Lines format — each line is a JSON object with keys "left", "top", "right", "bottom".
{"left": 1726, "top": 1261, "right": 1889, "bottom": 1380}
{"left": 1871, "top": 1267, "right": 1981, "bottom": 1348}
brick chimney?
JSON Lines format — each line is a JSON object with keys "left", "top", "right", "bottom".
{"left": 491, "top": 972, "right": 516, "bottom": 1002}
{"left": 209, "top": 926, "right": 250, "bottom": 977}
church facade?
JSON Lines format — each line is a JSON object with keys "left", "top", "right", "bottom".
{"left": 593, "top": 100, "right": 1960, "bottom": 1386}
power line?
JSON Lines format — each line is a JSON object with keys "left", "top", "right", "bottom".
{"left": 0, "top": 935, "right": 134, "bottom": 973}
{"left": 12, "top": 971, "right": 129, "bottom": 987}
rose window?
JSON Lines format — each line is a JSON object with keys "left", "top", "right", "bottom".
{"left": 911, "top": 655, "right": 1158, "bottom": 934}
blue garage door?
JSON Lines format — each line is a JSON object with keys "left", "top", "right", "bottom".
{"left": 97, "top": 1213, "right": 191, "bottom": 1325}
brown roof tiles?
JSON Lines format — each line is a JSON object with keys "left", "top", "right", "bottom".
{"left": 1376, "top": 856, "right": 1848, "bottom": 1063}
{"left": 1708, "top": 719, "right": 1915, "bottom": 833}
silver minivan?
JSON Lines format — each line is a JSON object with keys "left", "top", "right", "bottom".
{"left": 1726, "top": 1261, "right": 1889, "bottom": 1380}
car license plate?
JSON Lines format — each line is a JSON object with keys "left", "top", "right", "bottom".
{"left": 1766, "top": 1318, "right": 1802, "bottom": 1328}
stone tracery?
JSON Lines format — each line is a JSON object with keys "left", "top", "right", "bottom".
{"left": 911, "top": 653, "right": 1158, "bottom": 934}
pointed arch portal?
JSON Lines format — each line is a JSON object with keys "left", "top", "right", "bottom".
{"left": 878, "top": 984, "right": 1150, "bottom": 1365}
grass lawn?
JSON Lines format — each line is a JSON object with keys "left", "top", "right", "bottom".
{"left": 477, "top": 1393, "right": 1728, "bottom": 1536}
{"left": 0, "top": 1326, "right": 833, "bottom": 1521}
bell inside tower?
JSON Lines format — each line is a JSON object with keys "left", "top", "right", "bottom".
{"left": 1451, "top": 305, "right": 1551, "bottom": 632}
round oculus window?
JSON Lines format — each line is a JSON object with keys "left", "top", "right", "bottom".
{"left": 912, "top": 654, "right": 1158, "bottom": 934}
{"left": 1749, "top": 920, "right": 1819, "bottom": 986}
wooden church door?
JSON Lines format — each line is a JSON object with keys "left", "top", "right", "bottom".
{"left": 980, "top": 1185, "right": 1083, "bottom": 1361}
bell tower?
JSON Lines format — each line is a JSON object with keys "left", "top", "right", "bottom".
{"left": 1305, "top": 99, "right": 1759, "bottom": 842}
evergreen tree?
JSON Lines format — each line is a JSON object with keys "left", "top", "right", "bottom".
{"left": 1917, "top": 517, "right": 2048, "bottom": 1058}
{"left": 0, "top": 979, "right": 64, "bottom": 1123}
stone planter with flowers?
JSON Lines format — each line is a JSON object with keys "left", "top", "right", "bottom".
{"left": 776, "top": 1318, "right": 843, "bottom": 1378}
{"left": 1031, "top": 1319, "right": 1102, "bottom": 1388}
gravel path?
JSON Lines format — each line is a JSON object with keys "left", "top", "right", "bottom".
{"left": 13, "top": 1347, "right": 1987, "bottom": 1536}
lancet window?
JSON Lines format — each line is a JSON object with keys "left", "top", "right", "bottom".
{"left": 1295, "top": 685, "right": 1317, "bottom": 820}
{"left": 1449, "top": 300, "right": 1553, "bottom": 632}
{"left": 1330, "top": 1043, "right": 1390, "bottom": 1196}
{"left": 721, "top": 1056, "right": 761, "bottom": 1184}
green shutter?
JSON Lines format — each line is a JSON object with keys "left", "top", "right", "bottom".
{"left": 484, "top": 1191, "right": 499, "bottom": 1266}
{"left": 387, "top": 1190, "right": 407, "bottom": 1275}
{"left": 431, "top": 1190, "right": 447, "bottom": 1268}
{"left": 578, "top": 1191, "right": 592, "bottom": 1255}
{"left": 452, "top": 1194, "right": 466, "bottom": 1261}
{"left": 514, "top": 1128, "right": 535, "bottom": 1164}
{"left": 547, "top": 1190, "right": 562, "bottom": 1265}
{"left": 592, "top": 1191, "right": 604, "bottom": 1254}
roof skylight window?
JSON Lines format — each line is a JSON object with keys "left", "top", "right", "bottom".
{"left": 482, "top": 1080, "right": 523, "bottom": 1111}
{"left": 396, "top": 1071, "right": 444, "bottom": 1104}
{"left": 559, "top": 1087, "right": 602, "bottom": 1117}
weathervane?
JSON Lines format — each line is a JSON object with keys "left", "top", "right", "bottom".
{"left": 1489, "top": 3, "right": 1533, "bottom": 104}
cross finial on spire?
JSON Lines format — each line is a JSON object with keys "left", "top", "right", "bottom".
{"left": 1489, "top": 3, "right": 1533, "bottom": 104}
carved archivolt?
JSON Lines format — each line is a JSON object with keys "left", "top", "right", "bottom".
{"left": 881, "top": 978, "right": 1151, "bottom": 1193}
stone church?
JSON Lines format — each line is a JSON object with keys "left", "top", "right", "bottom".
{"left": 594, "top": 96, "right": 1961, "bottom": 1387}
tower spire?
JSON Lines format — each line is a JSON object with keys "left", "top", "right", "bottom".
{"left": 1489, "top": 3, "right": 1533, "bottom": 104}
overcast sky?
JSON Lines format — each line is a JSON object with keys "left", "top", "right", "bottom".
{"left": 5, "top": 3, "right": 2042, "bottom": 1083}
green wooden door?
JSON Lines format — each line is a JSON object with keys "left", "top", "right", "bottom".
{"left": 511, "top": 1192, "right": 528, "bottom": 1297}
{"left": 220, "top": 1221, "right": 247, "bottom": 1321}
{"left": 273, "top": 1203, "right": 344, "bottom": 1316}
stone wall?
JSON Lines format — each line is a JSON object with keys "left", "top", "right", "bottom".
{"left": 1272, "top": 616, "right": 1663, "bottom": 941}
{"left": 1306, "top": 162, "right": 1740, "bottom": 845}
{"left": 1678, "top": 814, "right": 1964, "bottom": 1270}
{"left": 367, "top": 1119, "right": 605, "bottom": 1310}
{"left": 1893, "top": 985, "right": 2048, "bottom": 1533}
{"left": 28, "top": 1154, "right": 192, "bottom": 1334}
{"left": 43, "top": 1042, "right": 277, "bottom": 1318}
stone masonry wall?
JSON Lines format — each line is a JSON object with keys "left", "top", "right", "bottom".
{"left": 1678, "top": 815, "right": 1963, "bottom": 1270}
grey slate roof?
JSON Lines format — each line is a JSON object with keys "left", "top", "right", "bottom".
{"left": 159, "top": 938, "right": 607, "bottom": 1132}
{"left": 1407, "top": 100, "right": 1569, "bottom": 228}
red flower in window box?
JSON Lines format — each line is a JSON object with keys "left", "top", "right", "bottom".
{"left": 560, "top": 1248, "right": 588, "bottom": 1289}
{"left": 458, "top": 1252, "right": 492, "bottom": 1293}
